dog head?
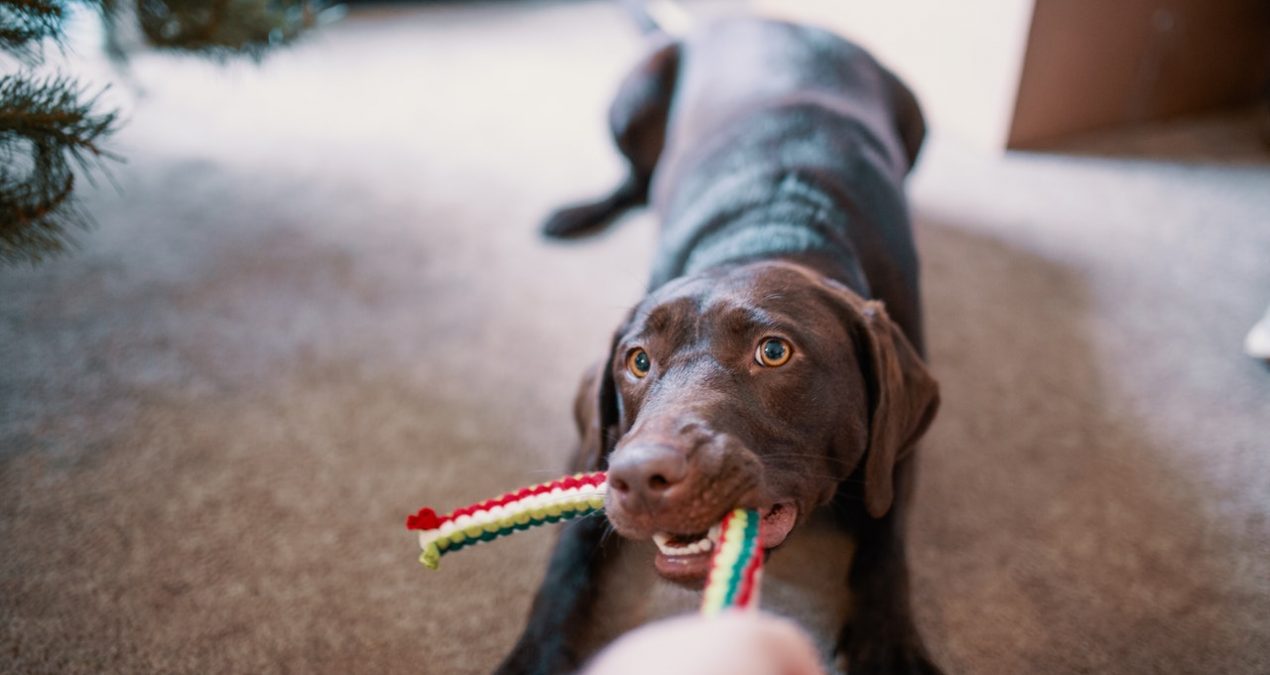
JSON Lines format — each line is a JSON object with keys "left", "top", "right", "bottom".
{"left": 571, "top": 260, "right": 938, "bottom": 583}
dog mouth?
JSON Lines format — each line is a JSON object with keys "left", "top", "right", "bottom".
{"left": 651, "top": 502, "right": 798, "bottom": 584}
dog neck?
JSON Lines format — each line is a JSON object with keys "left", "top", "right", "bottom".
{"left": 648, "top": 170, "right": 871, "bottom": 295}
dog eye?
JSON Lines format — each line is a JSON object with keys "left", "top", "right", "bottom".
{"left": 756, "top": 338, "right": 792, "bottom": 367}
{"left": 627, "top": 348, "right": 651, "bottom": 378}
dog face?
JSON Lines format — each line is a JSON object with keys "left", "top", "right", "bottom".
{"left": 574, "top": 260, "right": 939, "bottom": 584}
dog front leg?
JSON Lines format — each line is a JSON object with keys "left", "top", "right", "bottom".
{"left": 495, "top": 514, "right": 610, "bottom": 675}
{"left": 837, "top": 458, "right": 942, "bottom": 675}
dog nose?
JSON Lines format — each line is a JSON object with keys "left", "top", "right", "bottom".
{"left": 607, "top": 443, "right": 688, "bottom": 509}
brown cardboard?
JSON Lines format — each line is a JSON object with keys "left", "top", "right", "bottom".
{"left": 1008, "top": 0, "right": 1270, "bottom": 148}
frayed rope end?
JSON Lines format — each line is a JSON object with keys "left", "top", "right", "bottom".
{"left": 406, "top": 507, "right": 441, "bottom": 532}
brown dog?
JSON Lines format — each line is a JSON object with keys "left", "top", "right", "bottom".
{"left": 500, "top": 9, "right": 940, "bottom": 675}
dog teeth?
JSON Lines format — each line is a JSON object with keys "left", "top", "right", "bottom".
{"left": 652, "top": 531, "right": 714, "bottom": 557}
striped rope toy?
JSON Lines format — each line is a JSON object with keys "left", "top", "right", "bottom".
{"left": 405, "top": 471, "right": 764, "bottom": 614}
{"left": 406, "top": 472, "right": 608, "bottom": 570}
{"left": 700, "top": 508, "right": 764, "bottom": 615}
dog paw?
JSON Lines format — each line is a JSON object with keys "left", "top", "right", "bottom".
{"left": 847, "top": 642, "right": 944, "bottom": 675}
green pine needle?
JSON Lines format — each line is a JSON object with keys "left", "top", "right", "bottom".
{"left": 0, "top": 0, "right": 68, "bottom": 61}
{"left": 0, "top": 74, "right": 118, "bottom": 265}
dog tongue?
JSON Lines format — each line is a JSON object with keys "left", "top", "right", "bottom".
{"left": 759, "top": 503, "right": 798, "bottom": 549}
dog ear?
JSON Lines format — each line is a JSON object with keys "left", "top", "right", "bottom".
{"left": 568, "top": 361, "right": 605, "bottom": 472}
{"left": 569, "top": 335, "right": 623, "bottom": 473}
{"left": 852, "top": 300, "right": 940, "bottom": 518}
{"left": 885, "top": 71, "right": 926, "bottom": 173}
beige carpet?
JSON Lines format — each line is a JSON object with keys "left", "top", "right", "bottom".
{"left": 2, "top": 3, "right": 1268, "bottom": 673}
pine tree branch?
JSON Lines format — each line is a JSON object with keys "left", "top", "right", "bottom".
{"left": 0, "top": 74, "right": 118, "bottom": 264}
{"left": 0, "top": 0, "right": 68, "bottom": 60}
{"left": 0, "top": 0, "right": 327, "bottom": 265}
{"left": 135, "top": 0, "right": 322, "bottom": 60}
{"left": 0, "top": 75, "right": 116, "bottom": 157}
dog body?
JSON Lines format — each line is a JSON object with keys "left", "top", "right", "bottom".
{"left": 502, "top": 14, "right": 940, "bottom": 675}
{"left": 649, "top": 20, "right": 925, "bottom": 314}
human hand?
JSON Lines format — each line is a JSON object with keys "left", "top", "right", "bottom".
{"left": 583, "top": 611, "right": 826, "bottom": 675}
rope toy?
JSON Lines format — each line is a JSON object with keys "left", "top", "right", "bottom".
{"left": 700, "top": 508, "right": 764, "bottom": 615}
{"left": 407, "top": 472, "right": 608, "bottom": 570}
{"left": 405, "top": 471, "right": 764, "bottom": 613}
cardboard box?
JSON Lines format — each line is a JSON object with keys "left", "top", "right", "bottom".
{"left": 1009, "top": 0, "right": 1270, "bottom": 148}
{"left": 758, "top": 0, "right": 1270, "bottom": 150}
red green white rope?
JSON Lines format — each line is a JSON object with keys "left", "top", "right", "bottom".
{"left": 405, "top": 471, "right": 764, "bottom": 614}
{"left": 406, "top": 472, "right": 608, "bottom": 570}
{"left": 700, "top": 508, "right": 763, "bottom": 615}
